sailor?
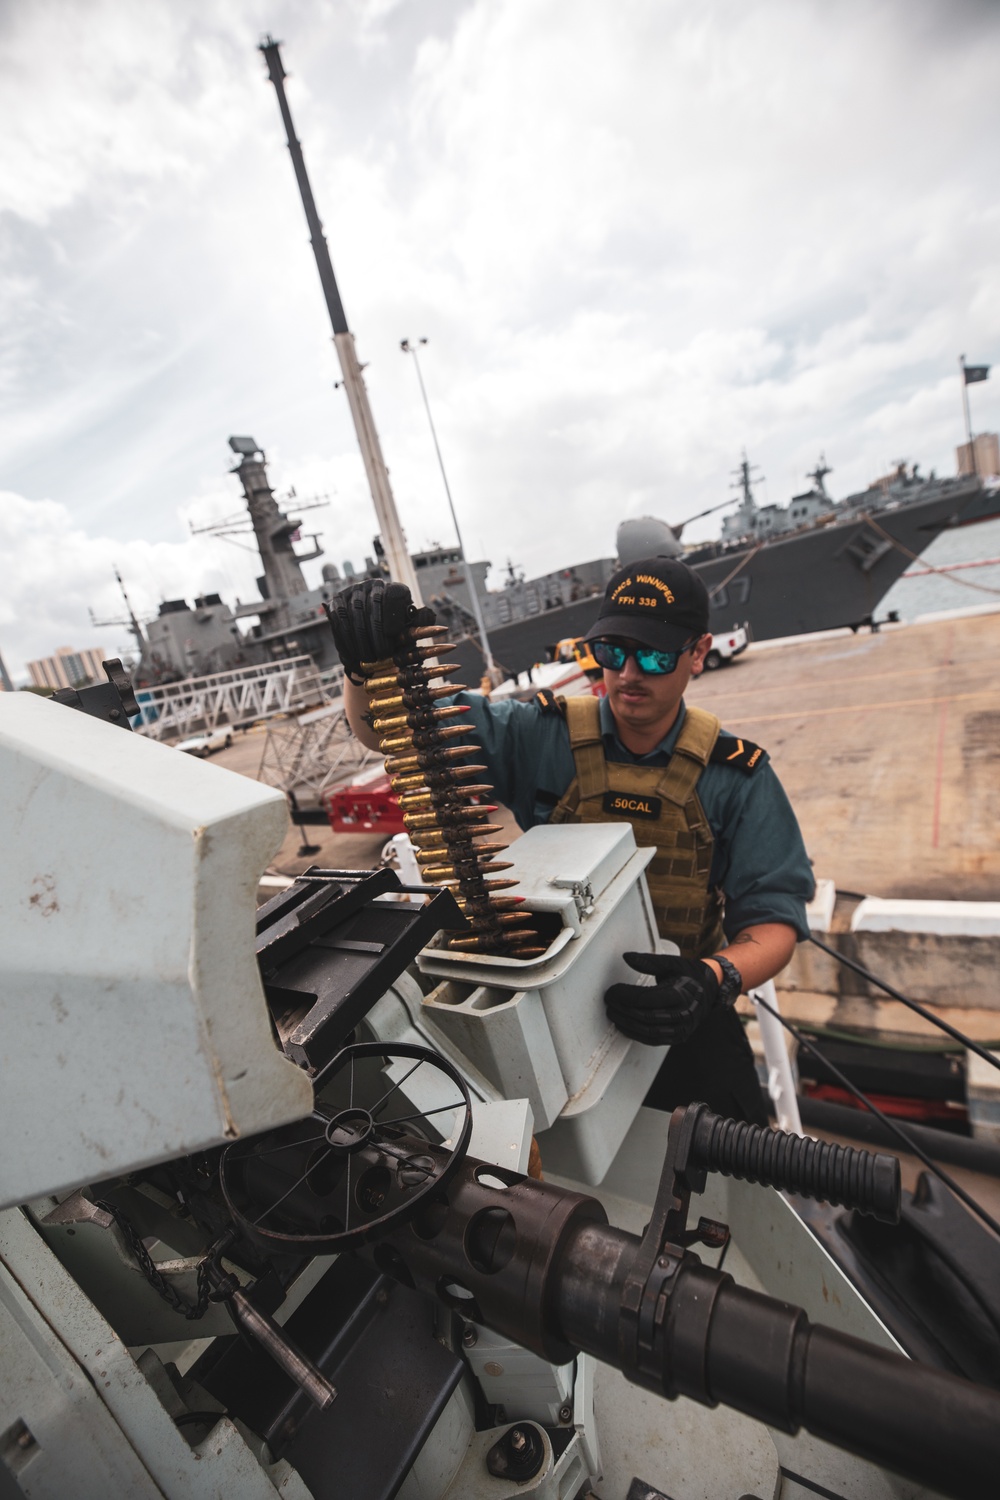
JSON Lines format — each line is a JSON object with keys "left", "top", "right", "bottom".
{"left": 332, "top": 559, "right": 814, "bottom": 1125}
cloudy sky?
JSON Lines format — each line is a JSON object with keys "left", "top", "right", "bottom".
{"left": 1, "top": 0, "right": 998, "bottom": 680}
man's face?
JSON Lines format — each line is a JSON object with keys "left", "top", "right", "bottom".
{"left": 603, "top": 634, "right": 713, "bottom": 736}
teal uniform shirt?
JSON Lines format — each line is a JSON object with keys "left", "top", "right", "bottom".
{"left": 449, "top": 690, "right": 813, "bottom": 942}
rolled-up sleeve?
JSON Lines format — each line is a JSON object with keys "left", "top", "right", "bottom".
{"left": 703, "top": 763, "right": 815, "bottom": 941}
{"left": 446, "top": 693, "right": 575, "bottom": 830}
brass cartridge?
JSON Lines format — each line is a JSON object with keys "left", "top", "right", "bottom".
{"left": 403, "top": 806, "right": 499, "bottom": 831}
{"left": 378, "top": 724, "right": 473, "bottom": 754}
{"left": 396, "top": 785, "right": 494, "bottom": 809}
{"left": 390, "top": 768, "right": 488, "bottom": 795}
{"left": 384, "top": 745, "right": 480, "bottom": 774}
{"left": 367, "top": 684, "right": 457, "bottom": 712}
{"left": 366, "top": 663, "right": 462, "bottom": 694}
{"left": 372, "top": 704, "right": 470, "bottom": 734}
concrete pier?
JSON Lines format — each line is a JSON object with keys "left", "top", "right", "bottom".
{"left": 689, "top": 608, "right": 1000, "bottom": 903}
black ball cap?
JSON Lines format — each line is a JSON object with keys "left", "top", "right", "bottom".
{"left": 584, "top": 557, "right": 710, "bottom": 652}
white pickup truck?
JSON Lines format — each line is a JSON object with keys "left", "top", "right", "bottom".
{"left": 703, "top": 626, "right": 749, "bottom": 670}
{"left": 174, "top": 728, "right": 234, "bottom": 758}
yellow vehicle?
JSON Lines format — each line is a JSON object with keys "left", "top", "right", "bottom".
{"left": 554, "top": 636, "right": 599, "bottom": 673}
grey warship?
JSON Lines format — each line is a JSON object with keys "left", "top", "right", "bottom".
{"left": 104, "top": 442, "right": 987, "bottom": 690}
{"left": 446, "top": 456, "right": 988, "bottom": 677}
{"left": 686, "top": 454, "right": 986, "bottom": 641}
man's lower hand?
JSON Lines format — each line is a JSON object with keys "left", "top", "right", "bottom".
{"left": 326, "top": 579, "right": 436, "bottom": 683}
{"left": 604, "top": 951, "right": 721, "bottom": 1045}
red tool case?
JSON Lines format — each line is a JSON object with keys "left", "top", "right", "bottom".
{"left": 323, "top": 769, "right": 405, "bottom": 836}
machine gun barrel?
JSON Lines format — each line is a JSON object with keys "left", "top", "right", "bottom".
{"left": 374, "top": 1128, "right": 999, "bottom": 1500}
{"left": 552, "top": 1222, "right": 999, "bottom": 1500}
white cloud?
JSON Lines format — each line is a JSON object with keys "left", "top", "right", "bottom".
{"left": 1, "top": 0, "right": 999, "bottom": 676}
{"left": 0, "top": 485, "right": 262, "bottom": 681}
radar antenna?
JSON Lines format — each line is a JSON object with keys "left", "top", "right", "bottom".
{"left": 189, "top": 493, "right": 330, "bottom": 554}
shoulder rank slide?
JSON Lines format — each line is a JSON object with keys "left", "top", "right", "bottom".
{"left": 710, "top": 734, "right": 766, "bottom": 773}
{"left": 534, "top": 688, "right": 566, "bottom": 716}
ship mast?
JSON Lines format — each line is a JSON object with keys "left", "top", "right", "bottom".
{"left": 731, "top": 451, "right": 763, "bottom": 513}
{"left": 259, "top": 36, "right": 422, "bottom": 604}
{"left": 221, "top": 438, "right": 323, "bottom": 628}
{"left": 89, "top": 567, "right": 148, "bottom": 656}
{"left": 807, "top": 456, "right": 832, "bottom": 498}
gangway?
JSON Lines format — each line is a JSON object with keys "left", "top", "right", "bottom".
{"left": 134, "top": 657, "right": 339, "bottom": 740}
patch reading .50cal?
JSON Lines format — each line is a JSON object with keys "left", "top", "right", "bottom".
{"left": 601, "top": 791, "right": 663, "bottom": 820}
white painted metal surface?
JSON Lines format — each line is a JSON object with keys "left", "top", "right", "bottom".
{"left": 0, "top": 713, "right": 966, "bottom": 1500}
{"left": 590, "top": 1360, "right": 780, "bottom": 1500}
{"left": 388, "top": 832, "right": 426, "bottom": 886}
{"left": 0, "top": 1242, "right": 163, "bottom": 1498}
{"left": 750, "top": 979, "right": 804, "bottom": 1135}
{"left": 418, "top": 824, "right": 671, "bottom": 1182}
{"left": 0, "top": 1207, "right": 311, "bottom": 1499}
{"left": 851, "top": 895, "right": 1000, "bottom": 936}
{"left": 462, "top": 1327, "right": 574, "bottom": 1428}
{"left": 966, "top": 1046, "right": 1000, "bottom": 1144}
{"left": 0, "top": 693, "right": 312, "bottom": 1209}
{"left": 806, "top": 876, "right": 837, "bottom": 932}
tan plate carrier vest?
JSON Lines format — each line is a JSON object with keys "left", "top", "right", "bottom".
{"left": 549, "top": 697, "right": 726, "bottom": 959}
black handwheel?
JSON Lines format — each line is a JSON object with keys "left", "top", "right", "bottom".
{"left": 220, "top": 1042, "right": 472, "bottom": 1254}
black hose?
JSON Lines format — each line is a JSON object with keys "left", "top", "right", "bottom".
{"left": 794, "top": 1095, "right": 1000, "bottom": 1179}
{"left": 753, "top": 989, "right": 1000, "bottom": 1241}
{"left": 690, "top": 1107, "right": 900, "bottom": 1222}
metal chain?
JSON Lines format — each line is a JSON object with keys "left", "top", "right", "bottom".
{"left": 94, "top": 1200, "right": 216, "bottom": 1320}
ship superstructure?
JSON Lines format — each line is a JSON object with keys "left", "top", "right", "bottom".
{"left": 221, "top": 436, "right": 335, "bottom": 668}
{"left": 99, "top": 439, "right": 340, "bottom": 685}
{"left": 720, "top": 454, "right": 834, "bottom": 545}
{"left": 444, "top": 457, "right": 990, "bottom": 678}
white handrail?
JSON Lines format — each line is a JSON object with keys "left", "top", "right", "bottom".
{"left": 750, "top": 980, "right": 803, "bottom": 1135}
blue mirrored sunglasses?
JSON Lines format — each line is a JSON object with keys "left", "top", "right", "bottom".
{"left": 590, "top": 638, "right": 698, "bottom": 675}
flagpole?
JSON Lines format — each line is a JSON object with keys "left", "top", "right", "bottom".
{"left": 959, "top": 353, "right": 978, "bottom": 477}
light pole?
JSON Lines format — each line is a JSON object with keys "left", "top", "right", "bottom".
{"left": 401, "top": 338, "right": 497, "bottom": 679}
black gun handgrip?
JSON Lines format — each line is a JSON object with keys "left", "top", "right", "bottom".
{"left": 689, "top": 1108, "right": 900, "bottom": 1221}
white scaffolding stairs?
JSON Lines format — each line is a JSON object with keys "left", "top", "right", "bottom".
{"left": 135, "top": 657, "right": 336, "bottom": 740}
{"left": 256, "top": 699, "right": 375, "bottom": 798}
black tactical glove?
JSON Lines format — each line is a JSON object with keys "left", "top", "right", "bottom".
{"left": 604, "top": 951, "right": 721, "bottom": 1045}
{"left": 326, "top": 579, "right": 436, "bottom": 683}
